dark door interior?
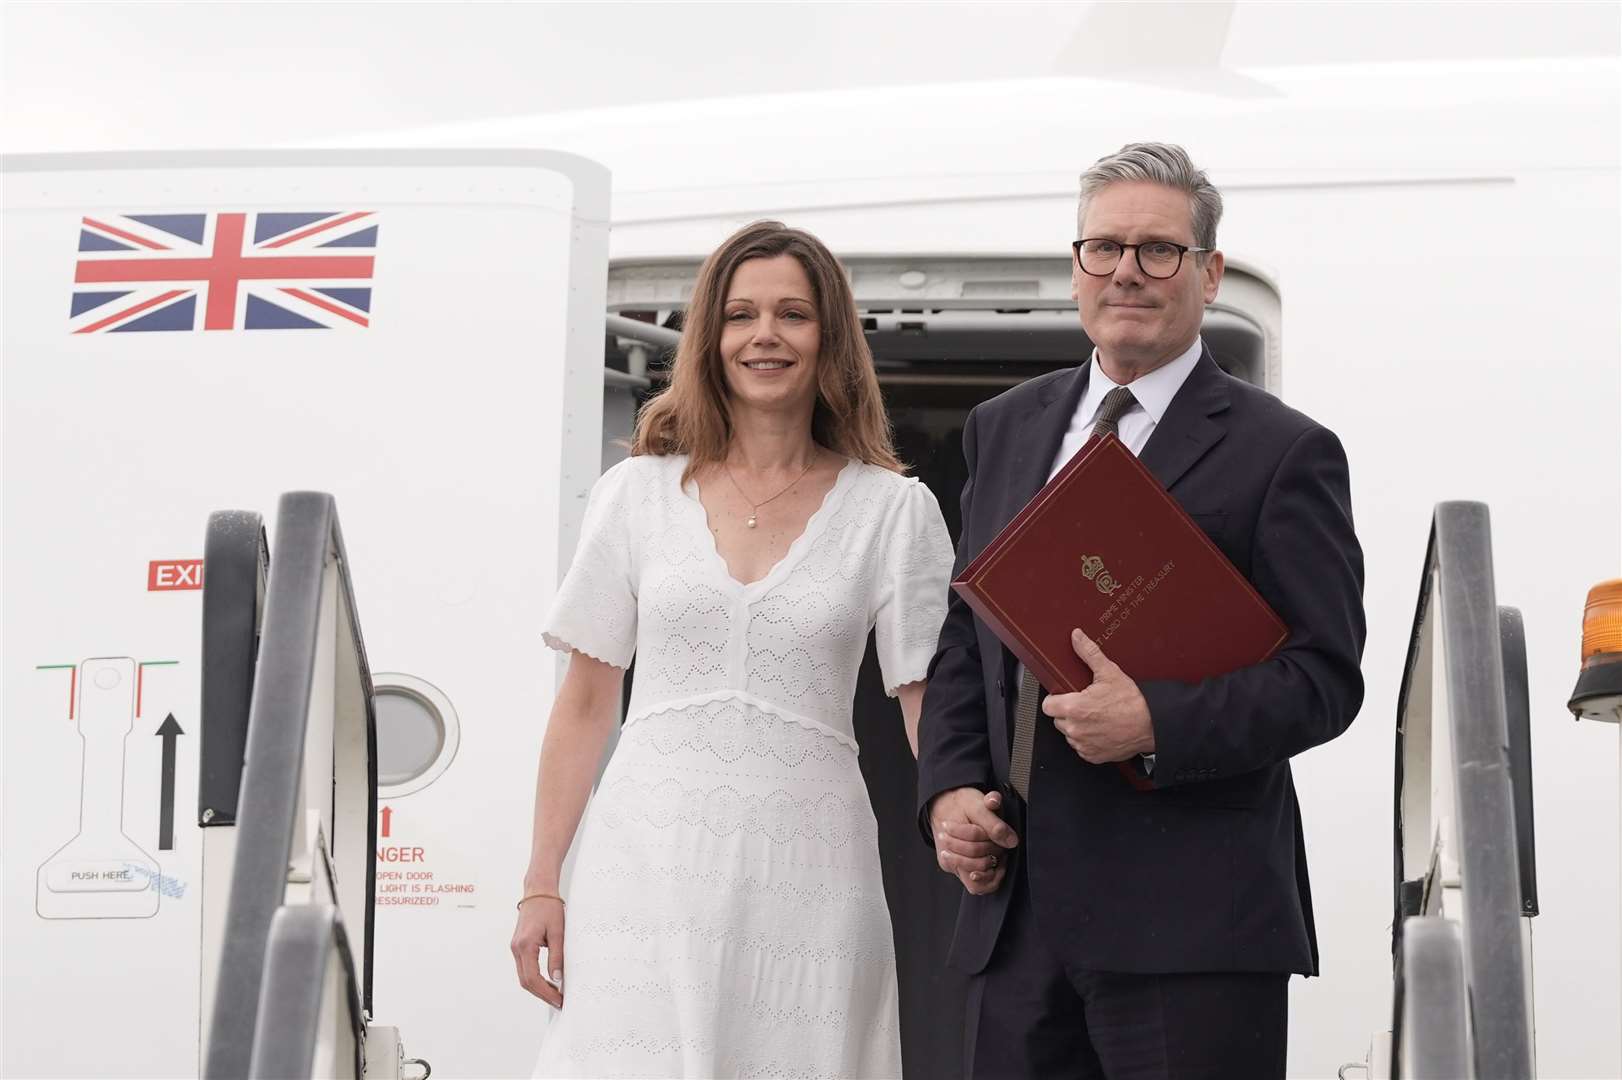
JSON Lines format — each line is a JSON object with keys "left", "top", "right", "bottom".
{"left": 853, "top": 377, "right": 1025, "bottom": 1080}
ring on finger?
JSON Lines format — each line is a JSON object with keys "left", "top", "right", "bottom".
{"left": 988, "top": 854, "right": 999, "bottom": 870}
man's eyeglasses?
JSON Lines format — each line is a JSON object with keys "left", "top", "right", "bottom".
{"left": 1073, "top": 239, "right": 1211, "bottom": 280}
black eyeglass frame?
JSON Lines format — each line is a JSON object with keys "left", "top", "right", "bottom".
{"left": 1072, "top": 238, "right": 1212, "bottom": 279}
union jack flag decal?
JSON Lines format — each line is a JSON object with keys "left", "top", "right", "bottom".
{"left": 71, "top": 212, "right": 378, "bottom": 333}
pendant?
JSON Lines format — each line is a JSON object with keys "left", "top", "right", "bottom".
{"left": 746, "top": 515, "right": 758, "bottom": 529}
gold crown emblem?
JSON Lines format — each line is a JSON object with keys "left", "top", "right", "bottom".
{"left": 1081, "top": 554, "right": 1123, "bottom": 595}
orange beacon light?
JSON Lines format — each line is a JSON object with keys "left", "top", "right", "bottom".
{"left": 1569, "top": 579, "right": 1622, "bottom": 723}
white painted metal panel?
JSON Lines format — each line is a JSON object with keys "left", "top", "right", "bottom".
{"left": 1, "top": 150, "right": 608, "bottom": 1079}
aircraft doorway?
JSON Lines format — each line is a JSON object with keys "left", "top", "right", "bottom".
{"left": 605, "top": 257, "right": 1274, "bottom": 1079}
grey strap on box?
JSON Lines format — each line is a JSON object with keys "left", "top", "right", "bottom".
{"left": 1009, "top": 666, "right": 1042, "bottom": 800}
{"left": 1007, "top": 385, "right": 1136, "bottom": 801}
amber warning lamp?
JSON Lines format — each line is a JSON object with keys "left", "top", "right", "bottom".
{"left": 1568, "top": 579, "right": 1622, "bottom": 723}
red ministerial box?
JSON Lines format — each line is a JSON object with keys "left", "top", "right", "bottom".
{"left": 952, "top": 434, "right": 1288, "bottom": 784}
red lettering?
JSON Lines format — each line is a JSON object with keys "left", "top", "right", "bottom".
{"left": 378, "top": 846, "right": 427, "bottom": 863}
{"left": 148, "top": 559, "right": 204, "bottom": 592}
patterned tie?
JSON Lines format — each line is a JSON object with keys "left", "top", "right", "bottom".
{"left": 1089, "top": 385, "right": 1138, "bottom": 440}
{"left": 1008, "top": 385, "right": 1138, "bottom": 801}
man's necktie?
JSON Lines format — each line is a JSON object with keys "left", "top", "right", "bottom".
{"left": 1087, "top": 386, "right": 1138, "bottom": 440}
{"left": 1008, "top": 385, "right": 1138, "bottom": 801}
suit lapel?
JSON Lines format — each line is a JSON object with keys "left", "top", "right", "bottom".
{"left": 1002, "top": 362, "right": 1091, "bottom": 522}
{"left": 1139, "top": 347, "right": 1230, "bottom": 492}
{"left": 992, "top": 363, "right": 1090, "bottom": 686}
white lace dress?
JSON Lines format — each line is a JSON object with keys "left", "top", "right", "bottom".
{"left": 532, "top": 453, "right": 953, "bottom": 1080}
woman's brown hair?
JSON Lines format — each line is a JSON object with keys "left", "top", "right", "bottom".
{"left": 630, "top": 220, "right": 902, "bottom": 480}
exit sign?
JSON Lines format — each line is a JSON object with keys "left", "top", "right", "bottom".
{"left": 148, "top": 560, "right": 203, "bottom": 591}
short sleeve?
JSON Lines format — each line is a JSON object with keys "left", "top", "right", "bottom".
{"left": 541, "top": 459, "right": 640, "bottom": 668}
{"left": 873, "top": 478, "right": 955, "bottom": 696}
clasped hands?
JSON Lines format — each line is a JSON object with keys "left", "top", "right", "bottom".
{"left": 931, "top": 629, "right": 1154, "bottom": 895}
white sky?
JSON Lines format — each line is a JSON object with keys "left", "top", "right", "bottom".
{"left": 2, "top": 0, "right": 1617, "bottom": 153}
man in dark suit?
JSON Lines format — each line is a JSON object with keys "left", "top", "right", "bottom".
{"left": 915, "top": 142, "right": 1366, "bottom": 1079}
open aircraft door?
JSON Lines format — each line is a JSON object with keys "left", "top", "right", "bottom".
{"left": 2, "top": 150, "right": 609, "bottom": 1078}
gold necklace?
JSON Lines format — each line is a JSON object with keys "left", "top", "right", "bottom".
{"left": 723, "top": 455, "right": 817, "bottom": 529}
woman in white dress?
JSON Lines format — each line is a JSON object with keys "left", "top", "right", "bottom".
{"left": 513, "top": 220, "right": 954, "bottom": 1078}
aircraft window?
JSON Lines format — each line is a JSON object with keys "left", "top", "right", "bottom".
{"left": 372, "top": 674, "right": 461, "bottom": 797}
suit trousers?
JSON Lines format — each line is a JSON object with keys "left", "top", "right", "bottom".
{"left": 964, "top": 861, "right": 1288, "bottom": 1080}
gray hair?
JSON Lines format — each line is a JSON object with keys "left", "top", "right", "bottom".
{"left": 1076, "top": 142, "right": 1223, "bottom": 251}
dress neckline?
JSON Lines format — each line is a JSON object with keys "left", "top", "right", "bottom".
{"left": 682, "top": 456, "right": 858, "bottom": 594}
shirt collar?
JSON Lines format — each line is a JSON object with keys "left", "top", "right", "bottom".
{"left": 1082, "top": 337, "right": 1204, "bottom": 426}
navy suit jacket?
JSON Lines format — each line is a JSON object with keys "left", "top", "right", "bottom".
{"left": 915, "top": 349, "right": 1366, "bottom": 977}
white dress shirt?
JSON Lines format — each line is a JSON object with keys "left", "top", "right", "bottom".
{"left": 1046, "top": 336, "right": 1204, "bottom": 481}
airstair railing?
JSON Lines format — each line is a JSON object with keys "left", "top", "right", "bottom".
{"left": 249, "top": 905, "right": 366, "bottom": 1079}
{"left": 1497, "top": 608, "right": 1539, "bottom": 920}
{"left": 198, "top": 511, "right": 269, "bottom": 1060}
{"left": 204, "top": 492, "right": 378, "bottom": 1079}
{"left": 1391, "top": 501, "right": 1535, "bottom": 1077}
{"left": 1395, "top": 916, "right": 1471, "bottom": 1077}
{"left": 201, "top": 510, "right": 269, "bottom": 826}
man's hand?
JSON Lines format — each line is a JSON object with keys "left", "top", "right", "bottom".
{"left": 1043, "top": 629, "right": 1155, "bottom": 763}
{"left": 928, "top": 786, "right": 1019, "bottom": 895}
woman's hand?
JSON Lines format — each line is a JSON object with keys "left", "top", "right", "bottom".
{"left": 511, "top": 895, "right": 566, "bottom": 1007}
{"left": 928, "top": 787, "right": 1018, "bottom": 895}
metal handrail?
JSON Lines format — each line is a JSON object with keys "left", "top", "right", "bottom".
{"left": 1397, "top": 917, "right": 1470, "bottom": 1078}
{"left": 249, "top": 904, "right": 365, "bottom": 1079}
{"left": 1498, "top": 608, "right": 1539, "bottom": 917}
{"left": 198, "top": 511, "right": 269, "bottom": 1062}
{"left": 200, "top": 511, "right": 268, "bottom": 828}
{"left": 604, "top": 311, "right": 681, "bottom": 349}
{"left": 1391, "top": 501, "right": 1534, "bottom": 1077}
{"left": 205, "top": 493, "right": 378, "bottom": 1079}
